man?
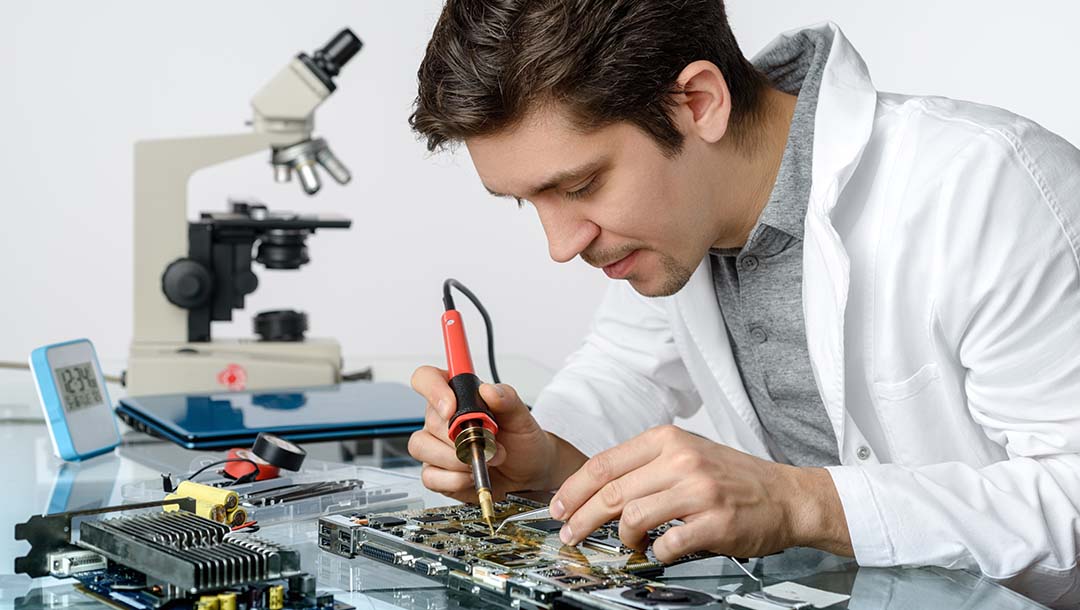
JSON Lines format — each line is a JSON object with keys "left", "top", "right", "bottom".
{"left": 405, "top": 1, "right": 1080, "bottom": 605}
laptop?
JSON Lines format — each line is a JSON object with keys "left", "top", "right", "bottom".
{"left": 115, "top": 382, "right": 426, "bottom": 450}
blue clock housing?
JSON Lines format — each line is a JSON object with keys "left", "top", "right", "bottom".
{"left": 29, "top": 338, "right": 120, "bottom": 461}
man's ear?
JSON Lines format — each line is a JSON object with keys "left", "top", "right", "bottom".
{"left": 672, "top": 60, "right": 732, "bottom": 144}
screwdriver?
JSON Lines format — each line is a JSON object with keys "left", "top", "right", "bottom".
{"left": 441, "top": 289, "right": 499, "bottom": 535}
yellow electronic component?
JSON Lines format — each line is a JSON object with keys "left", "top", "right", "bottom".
{"left": 196, "top": 595, "right": 220, "bottom": 610}
{"left": 228, "top": 507, "right": 248, "bottom": 527}
{"left": 170, "top": 480, "right": 239, "bottom": 510}
{"left": 268, "top": 585, "right": 285, "bottom": 610}
{"left": 217, "top": 592, "right": 237, "bottom": 610}
{"left": 164, "top": 495, "right": 228, "bottom": 522}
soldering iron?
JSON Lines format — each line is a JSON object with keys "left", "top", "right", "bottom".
{"left": 440, "top": 279, "right": 501, "bottom": 534}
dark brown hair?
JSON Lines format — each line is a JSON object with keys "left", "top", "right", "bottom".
{"left": 410, "top": 0, "right": 769, "bottom": 155}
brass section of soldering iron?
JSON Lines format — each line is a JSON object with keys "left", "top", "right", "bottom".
{"left": 454, "top": 421, "right": 497, "bottom": 534}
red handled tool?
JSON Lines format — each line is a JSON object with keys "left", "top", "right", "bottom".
{"left": 441, "top": 279, "right": 500, "bottom": 534}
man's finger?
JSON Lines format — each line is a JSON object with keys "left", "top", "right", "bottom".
{"left": 550, "top": 429, "right": 664, "bottom": 521}
{"left": 423, "top": 402, "right": 453, "bottom": 442}
{"left": 652, "top": 518, "right": 714, "bottom": 564}
{"left": 559, "top": 461, "right": 676, "bottom": 546}
{"left": 420, "top": 463, "right": 474, "bottom": 494}
{"left": 617, "top": 487, "right": 696, "bottom": 552}
{"left": 411, "top": 366, "right": 455, "bottom": 417}
{"left": 409, "top": 430, "right": 470, "bottom": 473}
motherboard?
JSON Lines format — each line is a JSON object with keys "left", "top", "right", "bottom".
{"left": 318, "top": 491, "right": 724, "bottom": 610}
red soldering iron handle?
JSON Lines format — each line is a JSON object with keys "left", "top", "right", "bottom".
{"left": 441, "top": 310, "right": 498, "bottom": 441}
{"left": 442, "top": 310, "right": 474, "bottom": 378}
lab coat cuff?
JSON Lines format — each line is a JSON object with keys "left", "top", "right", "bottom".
{"left": 825, "top": 465, "right": 895, "bottom": 566}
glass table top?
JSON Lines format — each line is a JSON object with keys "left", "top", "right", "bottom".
{"left": 0, "top": 364, "right": 1051, "bottom": 610}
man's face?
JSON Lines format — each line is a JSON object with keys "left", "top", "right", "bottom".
{"left": 467, "top": 106, "right": 725, "bottom": 297}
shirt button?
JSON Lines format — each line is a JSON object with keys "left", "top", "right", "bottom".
{"left": 856, "top": 446, "right": 872, "bottom": 461}
{"left": 749, "top": 326, "right": 768, "bottom": 344}
{"left": 741, "top": 256, "right": 759, "bottom": 271}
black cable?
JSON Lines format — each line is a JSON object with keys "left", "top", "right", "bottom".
{"left": 184, "top": 458, "right": 261, "bottom": 485}
{"left": 0, "top": 360, "right": 123, "bottom": 384}
{"left": 442, "top": 279, "right": 501, "bottom": 384}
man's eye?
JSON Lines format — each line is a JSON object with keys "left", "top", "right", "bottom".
{"left": 564, "top": 178, "right": 596, "bottom": 201}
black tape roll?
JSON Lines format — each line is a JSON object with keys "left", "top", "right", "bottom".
{"left": 252, "top": 433, "right": 307, "bottom": 471}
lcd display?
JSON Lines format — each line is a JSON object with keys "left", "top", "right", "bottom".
{"left": 55, "top": 362, "right": 102, "bottom": 412}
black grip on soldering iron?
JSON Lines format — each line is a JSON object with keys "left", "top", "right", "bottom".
{"left": 447, "top": 373, "right": 497, "bottom": 438}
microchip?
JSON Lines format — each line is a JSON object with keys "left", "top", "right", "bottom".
{"left": 464, "top": 530, "right": 488, "bottom": 538}
{"left": 413, "top": 515, "right": 447, "bottom": 524}
{"left": 486, "top": 537, "right": 511, "bottom": 545}
{"left": 485, "top": 553, "right": 527, "bottom": 566}
{"left": 440, "top": 527, "right": 462, "bottom": 534}
{"left": 520, "top": 519, "right": 565, "bottom": 534}
{"left": 370, "top": 516, "right": 406, "bottom": 528}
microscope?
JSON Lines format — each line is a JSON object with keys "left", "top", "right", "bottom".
{"left": 125, "top": 29, "right": 362, "bottom": 396}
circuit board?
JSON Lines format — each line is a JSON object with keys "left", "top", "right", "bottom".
{"left": 318, "top": 491, "right": 723, "bottom": 610}
{"left": 69, "top": 565, "right": 353, "bottom": 610}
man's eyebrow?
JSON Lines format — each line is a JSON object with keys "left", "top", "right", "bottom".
{"left": 482, "top": 159, "right": 608, "bottom": 200}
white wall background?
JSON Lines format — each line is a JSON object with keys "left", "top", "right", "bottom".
{"left": 2, "top": 1, "right": 1078, "bottom": 380}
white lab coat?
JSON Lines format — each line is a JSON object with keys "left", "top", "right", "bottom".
{"left": 532, "top": 23, "right": 1080, "bottom": 606}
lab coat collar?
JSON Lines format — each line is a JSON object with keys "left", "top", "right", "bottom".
{"left": 753, "top": 22, "right": 876, "bottom": 215}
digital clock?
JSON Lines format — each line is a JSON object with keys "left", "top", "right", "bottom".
{"left": 29, "top": 338, "right": 120, "bottom": 461}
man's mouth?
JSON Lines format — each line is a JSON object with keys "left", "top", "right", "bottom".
{"left": 601, "top": 250, "right": 640, "bottom": 279}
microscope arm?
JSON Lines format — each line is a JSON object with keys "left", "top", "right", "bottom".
{"left": 133, "top": 133, "right": 278, "bottom": 343}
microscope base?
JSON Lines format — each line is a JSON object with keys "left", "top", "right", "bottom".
{"left": 125, "top": 338, "right": 342, "bottom": 396}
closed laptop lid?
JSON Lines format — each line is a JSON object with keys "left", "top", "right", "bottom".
{"left": 116, "top": 382, "right": 426, "bottom": 442}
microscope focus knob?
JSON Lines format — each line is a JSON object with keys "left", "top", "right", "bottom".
{"left": 162, "top": 258, "right": 213, "bottom": 309}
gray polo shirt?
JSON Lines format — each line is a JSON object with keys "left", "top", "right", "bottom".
{"left": 709, "top": 27, "right": 839, "bottom": 467}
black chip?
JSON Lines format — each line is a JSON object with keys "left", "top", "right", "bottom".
{"left": 413, "top": 515, "right": 447, "bottom": 524}
{"left": 521, "top": 519, "right": 565, "bottom": 533}
{"left": 370, "top": 516, "right": 406, "bottom": 528}
{"left": 486, "top": 537, "right": 512, "bottom": 545}
{"left": 487, "top": 553, "right": 525, "bottom": 565}
{"left": 464, "top": 530, "right": 488, "bottom": 538}
{"left": 440, "top": 527, "right": 462, "bottom": 534}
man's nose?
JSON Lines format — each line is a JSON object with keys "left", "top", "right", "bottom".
{"left": 535, "top": 202, "right": 599, "bottom": 264}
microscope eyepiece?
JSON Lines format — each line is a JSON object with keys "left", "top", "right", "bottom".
{"left": 299, "top": 28, "right": 362, "bottom": 90}
{"left": 315, "top": 29, "right": 362, "bottom": 77}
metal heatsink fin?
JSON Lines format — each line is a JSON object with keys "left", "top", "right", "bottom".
{"left": 78, "top": 512, "right": 299, "bottom": 592}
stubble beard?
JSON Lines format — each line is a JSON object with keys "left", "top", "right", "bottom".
{"left": 584, "top": 245, "right": 694, "bottom": 298}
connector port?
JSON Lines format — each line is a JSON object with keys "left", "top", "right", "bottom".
{"left": 359, "top": 542, "right": 400, "bottom": 565}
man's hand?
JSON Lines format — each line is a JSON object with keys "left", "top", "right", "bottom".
{"left": 548, "top": 425, "right": 853, "bottom": 562}
{"left": 408, "top": 366, "right": 585, "bottom": 503}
